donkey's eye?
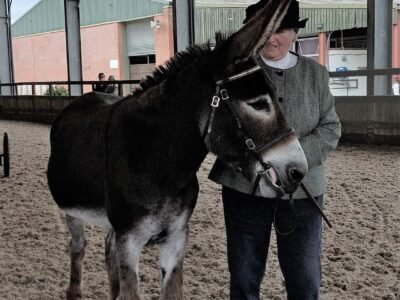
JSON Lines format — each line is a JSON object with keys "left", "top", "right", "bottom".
{"left": 248, "top": 99, "right": 270, "bottom": 111}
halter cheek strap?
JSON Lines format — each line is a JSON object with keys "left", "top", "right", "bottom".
{"left": 202, "top": 65, "right": 262, "bottom": 140}
{"left": 202, "top": 86, "right": 222, "bottom": 139}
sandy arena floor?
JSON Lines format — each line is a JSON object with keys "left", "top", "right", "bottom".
{"left": 0, "top": 120, "right": 399, "bottom": 299}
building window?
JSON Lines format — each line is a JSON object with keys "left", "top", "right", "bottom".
{"left": 129, "top": 55, "right": 156, "bottom": 65}
{"left": 296, "top": 37, "right": 319, "bottom": 62}
{"left": 329, "top": 28, "right": 367, "bottom": 50}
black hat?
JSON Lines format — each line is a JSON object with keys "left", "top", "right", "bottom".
{"left": 243, "top": 0, "right": 308, "bottom": 29}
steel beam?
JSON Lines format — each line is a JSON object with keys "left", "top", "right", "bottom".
{"left": 172, "top": 0, "right": 195, "bottom": 53}
{"left": 366, "top": 0, "right": 375, "bottom": 95}
{"left": 64, "top": 0, "right": 83, "bottom": 96}
{"left": 0, "top": 0, "right": 13, "bottom": 95}
{"left": 368, "top": 0, "right": 393, "bottom": 95}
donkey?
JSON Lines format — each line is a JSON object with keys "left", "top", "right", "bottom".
{"left": 47, "top": 0, "right": 307, "bottom": 299}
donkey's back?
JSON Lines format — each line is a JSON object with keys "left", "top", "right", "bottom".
{"left": 48, "top": 92, "right": 121, "bottom": 218}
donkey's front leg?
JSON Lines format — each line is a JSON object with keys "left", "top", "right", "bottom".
{"left": 115, "top": 233, "right": 145, "bottom": 300}
{"left": 65, "top": 214, "right": 87, "bottom": 300}
{"left": 159, "top": 224, "right": 189, "bottom": 300}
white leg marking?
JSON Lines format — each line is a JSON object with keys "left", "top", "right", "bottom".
{"left": 66, "top": 214, "right": 86, "bottom": 251}
{"left": 159, "top": 210, "right": 189, "bottom": 287}
{"left": 65, "top": 208, "right": 112, "bottom": 228}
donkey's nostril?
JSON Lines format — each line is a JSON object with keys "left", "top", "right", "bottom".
{"left": 288, "top": 168, "right": 305, "bottom": 183}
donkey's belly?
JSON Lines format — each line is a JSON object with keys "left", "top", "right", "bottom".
{"left": 64, "top": 208, "right": 111, "bottom": 228}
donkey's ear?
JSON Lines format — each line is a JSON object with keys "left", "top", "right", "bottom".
{"left": 224, "top": 0, "right": 292, "bottom": 66}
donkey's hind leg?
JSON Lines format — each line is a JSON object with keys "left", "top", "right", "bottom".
{"left": 105, "top": 229, "right": 120, "bottom": 300}
{"left": 159, "top": 223, "right": 189, "bottom": 300}
{"left": 114, "top": 232, "right": 147, "bottom": 300}
{"left": 65, "top": 214, "right": 87, "bottom": 300}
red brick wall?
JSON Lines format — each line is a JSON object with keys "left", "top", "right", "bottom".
{"left": 13, "top": 32, "right": 68, "bottom": 82}
{"left": 81, "top": 23, "right": 123, "bottom": 82}
{"left": 12, "top": 23, "right": 124, "bottom": 93}
{"left": 154, "top": 5, "right": 175, "bottom": 66}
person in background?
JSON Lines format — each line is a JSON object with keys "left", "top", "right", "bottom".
{"left": 209, "top": 0, "right": 341, "bottom": 299}
{"left": 93, "top": 72, "right": 108, "bottom": 92}
{"left": 106, "top": 75, "right": 117, "bottom": 94}
{"left": 392, "top": 76, "right": 400, "bottom": 96}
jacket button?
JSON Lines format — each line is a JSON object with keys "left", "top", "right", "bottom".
{"left": 277, "top": 70, "right": 283, "bottom": 76}
{"left": 278, "top": 97, "right": 283, "bottom": 102}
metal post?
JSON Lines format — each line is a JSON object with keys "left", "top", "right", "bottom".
{"left": 64, "top": 0, "right": 83, "bottom": 96}
{"left": 373, "top": 0, "right": 393, "bottom": 95}
{"left": 367, "top": 0, "right": 375, "bottom": 95}
{"left": 0, "top": 0, "right": 13, "bottom": 95}
{"left": 172, "top": 0, "right": 195, "bottom": 53}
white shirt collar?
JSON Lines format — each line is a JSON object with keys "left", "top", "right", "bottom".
{"left": 261, "top": 52, "right": 298, "bottom": 70}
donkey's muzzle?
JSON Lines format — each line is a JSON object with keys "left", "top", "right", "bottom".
{"left": 254, "top": 132, "right": 308, "bottom": 197}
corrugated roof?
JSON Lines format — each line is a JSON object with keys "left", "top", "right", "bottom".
{"left": 12, "top": 0, "right": 65, "bottom": 37}
{"left": 300, "top": 8, "right": 370, "bottom": 34}
{"left": 12, "top": 0, "right": 165, "bottom": 38}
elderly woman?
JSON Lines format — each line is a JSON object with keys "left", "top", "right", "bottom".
{"left": 209, "top": 0, "right": 341, "bottom": 299}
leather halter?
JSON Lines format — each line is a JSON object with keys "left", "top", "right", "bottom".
{"left": 202, "top": 65, "right": 294, "bottom": 197}
{"left": 202, "top": 65, "right": 333, "bottom": 230}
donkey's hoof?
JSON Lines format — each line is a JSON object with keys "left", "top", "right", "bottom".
{"left": 66, "top": 287, "right": 82, "bottom": 300}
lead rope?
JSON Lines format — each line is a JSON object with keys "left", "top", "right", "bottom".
{"left": 274, "top": 184, "right": 333, "bottom": 236}
{"left": 300, "top": 182, "right": 333, "bottom": 228}
{"left": 273, "top": 193, "right": 297, "bottom": 236}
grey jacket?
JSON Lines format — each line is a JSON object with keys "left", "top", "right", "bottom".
{"left": 208, "top": 54, "right": 341, "bottom": 199}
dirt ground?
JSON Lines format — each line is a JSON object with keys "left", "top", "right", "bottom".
{"left": 0, "top": 119, "right": 399, "bottom": 300}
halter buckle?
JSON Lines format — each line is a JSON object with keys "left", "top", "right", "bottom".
{"left": 220, "top": 89, "right": 229, "bottom": 100}
{"left": 211, "top": 96, "right": 220, "bottom": 107}
{"left": 245, "top": 138, "right": 256, "bottom": 150}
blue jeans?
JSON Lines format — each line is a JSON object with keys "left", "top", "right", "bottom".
{"left": 222, "top": 187, "right": 323, "bottom": 300}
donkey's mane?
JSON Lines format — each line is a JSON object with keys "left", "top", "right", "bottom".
{"left": 134, "top": 33, "right": 228, "bottom": 95}
{"left": 134, "top": 44, "right": 211, "bottom": 95}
